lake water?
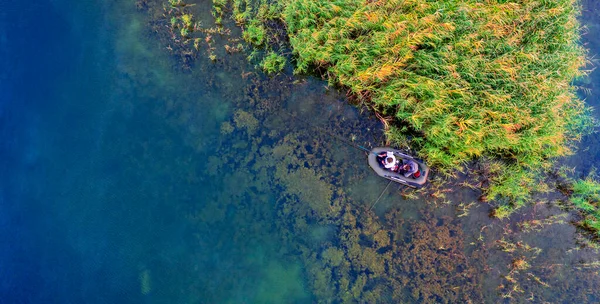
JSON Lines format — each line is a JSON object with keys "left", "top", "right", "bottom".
{"left": 1, "top": 0, "right": 600, "bottom": 303}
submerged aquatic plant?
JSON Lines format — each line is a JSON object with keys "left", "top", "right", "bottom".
{"left": 168, "top": 0, "right": 195, "bottom": 8}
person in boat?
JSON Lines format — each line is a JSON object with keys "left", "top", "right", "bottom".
{"left": 377, "top": 151, "right": 399, "bottom": 172}
{"left": 400, "top": 159, "right": 420, "bottom": 178}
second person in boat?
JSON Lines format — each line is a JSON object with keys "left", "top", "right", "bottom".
{"left": 400, "top": 159, "right": 419, "bottom": 178}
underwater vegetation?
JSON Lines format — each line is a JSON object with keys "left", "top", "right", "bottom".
{"left": 217, "top": 120, "right": 485, "bottom": 303}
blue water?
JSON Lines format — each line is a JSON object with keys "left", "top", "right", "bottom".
{"left": 2, "top": 1, "right": 239, "bottom": 302}
{"left": 1, "top": 1, "right": 143, "bottom": 302}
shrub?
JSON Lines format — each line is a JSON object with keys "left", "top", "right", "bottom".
{"left": 261, "top": 52, "right": 286, "bottom": 74}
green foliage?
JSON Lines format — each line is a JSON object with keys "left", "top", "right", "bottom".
{"left": 261, "top": 52, "right": 286, "bottom": 74}
{"left": 212, "top": 0, "right": 227, "bottom": 25}
{"left": 181, "top": 14, "right": 193, "bottom": 29}
{"left": 168, "top": 0, "right": 183, "bottom": 7}
{"left": 492, "top": 205, "right": 515, "bottom": 220}
{"left": 572, "top": 178, "right": 600, "bottom": 203}
{"left": 486, "top": 166, "right": 536, "bottom": 208}
{"left": 585, "top": 219, "right": 600, "bottom": 235}
{"left": 243, "top": 20, "right": 266, "bottom": 46}
{"left": 570, "top": 175, "right": 600, "bottom": 235}
{"left": 180, "top": 27, "right": 189, "bottom": 38}
{"left": 232, "top": 0, "right": 284, "bottom": 24}
{"left": 168, "top": 0, "right": 194, "bottom": 8}
{"left": 166, "top": 7, "right": 197, "bottom": 40}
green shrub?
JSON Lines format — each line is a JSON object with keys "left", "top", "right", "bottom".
{"left": 261, "top": 52, "right": 286, "bottom": 74}
{"left": 243, "top": 20, "right": 266, "bottom": 46}
{"left": 570, "top": 175, "right": 600, "bottom": 235}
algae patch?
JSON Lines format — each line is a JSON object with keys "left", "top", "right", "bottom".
{"left": 234, "top": 110, "right": 259, "bottom": 135}
{"left": 140, "top": 269, "right": 151, "bottom": 295}
{"left": 277, "top": 166, "right": 334, "bottom": 218}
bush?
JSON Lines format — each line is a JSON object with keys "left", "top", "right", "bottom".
{"left": 261, "top": 52, "right": 286, "bottom": 74}
{"left": 243, "top": 20, "right": 266, "bottom": 46}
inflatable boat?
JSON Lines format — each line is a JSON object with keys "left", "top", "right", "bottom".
{"left": 368, "top": 147, "right": 429, "bottom": 188}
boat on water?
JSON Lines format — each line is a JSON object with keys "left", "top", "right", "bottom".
{"left": 368, "top": 147, "right": 429, "bottom": 188}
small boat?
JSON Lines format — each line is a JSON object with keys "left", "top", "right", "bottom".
{"left": 368, "top": 147, "right": 429, "bottom": 188}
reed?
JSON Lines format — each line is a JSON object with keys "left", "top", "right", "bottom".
{"left": 569, "top": 175, "right": 600, "bottom": 236}
{"left": 261, "top": 51, "right": 286, "bottom": 74}
{"left": 242, "top": 20, "right": 266, "bottom": 46}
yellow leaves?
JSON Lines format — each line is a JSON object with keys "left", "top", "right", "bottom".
{"left": 472, "top": 39, "right": 484, "bottom": 54}
{"left": 364, "top": 12, "right": 380, "bottom": 23}
{"left": 420, "top": 15, "right": 437, "bottom": 27}
{"left": 461, "top": 145, "right": 482, "bottom": 157}
{"left": 389, "top": 22, "right": 407, "bottom": 40}
{"left": 493, "top": 57, "right": 518, "bottom": 79}
{"left": 330, "top": 3, "right": 341, "bottom": 13}
{"left": 357, "top": 70, "right": 373, "bottom": 82}
{"left": 311, "top": 30, "right": 320, "bottom": 40}
{"left": 446, "top": 65, "right": 461, "bottom": 79}
{"left": 547, "top": 8, "right": 562, "bottom": 17}
{"left": 454, "top": 117, "right": 476, "bottom": 132}
{"left": 506, "top": 30, "right": 523, "bottom": 47}
{"left": 482, "top": 92, "right": 512, "bottom": 107}
{"left": 439, "top": 22, "right": 455, "bottom": 32}
{"left": 374, "top": 64, "right": 395, "bottom": 81}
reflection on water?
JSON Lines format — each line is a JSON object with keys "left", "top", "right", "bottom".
{"left": 2, "top": 0, "right": 600, "bottom": 302}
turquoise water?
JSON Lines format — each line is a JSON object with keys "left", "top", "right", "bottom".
{"left": 2, "top": 0, "right": 600, "bottom": 303}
